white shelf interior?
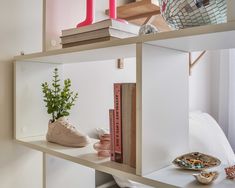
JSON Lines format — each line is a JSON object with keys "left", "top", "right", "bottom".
{"left": 137, "top": 44, "right": 189, "bottom": 176}
{"left": 15, "top": 43, "right": 190, "bottom": 187}
{"left": 15, "top": 59, "right": 136, "bottom": 139}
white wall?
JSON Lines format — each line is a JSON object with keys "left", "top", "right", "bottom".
{"left": 189, "top": 51, "right": 212, "bottom": 114}
{"left": 228, "top": 49, "right": 235, "bottom": 150}
{"left": 211, "top": 50, "right": 230, "bottom": 135}
{"left": 63, "top": 59, "right": 136, "bottom": 137}
{"left": 0, "top": 0, "right": 43, "bottom": 188}
{"left": 189, "top": 50, "right": 230, "bottom": 135}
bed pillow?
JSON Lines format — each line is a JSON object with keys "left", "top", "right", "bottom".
{"left": 189, "top": 112, "right": 235, "bottom": 165}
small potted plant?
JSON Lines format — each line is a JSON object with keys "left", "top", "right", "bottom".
{"left": 42, "top": 68, "right": 90, "bottom": 147}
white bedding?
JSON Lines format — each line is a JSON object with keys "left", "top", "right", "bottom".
{"left": 114, "top": 112, "right": 235, "bottom": 188}
{"left": 189, "top": 111, "right": 235, "bottom": 165}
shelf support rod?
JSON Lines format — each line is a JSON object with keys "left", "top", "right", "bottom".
{"left": 117, "top": 58, "right": 124, "bottom": 69}
{"left": 189, "top": 50, "right": 206, "bottom": 76}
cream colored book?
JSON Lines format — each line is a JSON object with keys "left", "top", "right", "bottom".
{"left": 61, "top": 27, "right": 137, "bottom": 44}
{"left": 62, "top": 19, "right": 140, "bottom": 36}
{"left": 62, "top": 37, "right": 118, "bottom": 48}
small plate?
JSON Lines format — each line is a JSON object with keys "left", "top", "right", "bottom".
{"left": 172, "top": 152, "right": 221, "bottom": 170}
{"left": 193, "top": 171, "right": 219, "bottom": 185}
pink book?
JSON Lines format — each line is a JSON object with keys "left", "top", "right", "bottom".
{"left": 114, "top": 83, "right": 123, "bottom": 163}
{"left": 109, "top": 109, "right": 115, "bottom": 161}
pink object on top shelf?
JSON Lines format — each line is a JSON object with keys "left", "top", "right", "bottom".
{"left": 109, "top": 0, "right": 116, "bottom": 19}
{"left": 76, "top": 0, "right": 94, "bottom": 28}
{"left": 76, "top": 0, "right": 127, "bottom": 28}
{"left": 109, "top": 0, "right": 128, "bottom": 24}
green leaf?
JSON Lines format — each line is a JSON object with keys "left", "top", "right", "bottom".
{"left": 41, "top": 68, "right": 78, "bottom": 120}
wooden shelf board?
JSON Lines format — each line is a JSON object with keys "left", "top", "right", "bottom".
{"left": 14, "top": 22, "right": 235, "bottom": 63}
{"left": 105, "top": 0, "right": 160, "bottom": 21}
{"left": 15, "top": 136, "right": 176, "bottom": 188}
{"left": 145, "top": 165, "right": 235, "bottom": 188}
{"left": 16, "top": 136, "right": 235, "bottom": 188}
{"left": 14, "top": 43, "right": 137, "bottom": 64}
{"left": 146, "top": 22, "right": 235, "bottom": 52}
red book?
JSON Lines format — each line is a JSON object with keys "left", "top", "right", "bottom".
{"left": 114, "top": 83, "right": 123, "bottom": 163}
{"left": 109, "top": 109, "right": 115, "bottom": 161}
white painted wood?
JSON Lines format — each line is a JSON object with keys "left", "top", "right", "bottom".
{"left": 139, "top": 44, "right": 189, "bottom": 175}
{"left": 147, "top": 30, "right": 235, "bottom": 52}
{"left": 15, "top": 61, "right": 62, "bottom": 139}
{"left": 16, "top": 136, "right": 133, "bottom": 173}
{"left": 46, "top": 154, "right": 95, "bottom": 188}
{"left": 145, "top": 165, "right": 235, "bottom": 188}
{"left": 15, "top": 136, "right": 177, "bottom": 188}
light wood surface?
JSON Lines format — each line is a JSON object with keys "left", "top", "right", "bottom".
{"left": 145, "top": 165, "right": 234, "bottom": 188}
{"left": 16, "top": 136, "right": 235, "bottom": 188}
{"left": 15, "top": 136, "right": 176, "bottom": 188}
{"left": 129, "top": 15, "right": 171, "bottom": 31}
{"left": 14, "top": 22, "right": 235, "bottom": 63}
{"left": 227, "top": 0, "right": 235, "bottom": 22}
{"left": 105, "top": 0, "right": 160, "bottom": 21}
{"left": 189, "top": 51, "right": 206, "bottom": 75}
{"left": 105, "top": 0, "right": 171, "bottom": 31}
{"left": 136, "top": 43, "right": 142, "bottom": 176}
{"left": 43, "top": 152, "right": 46, "bottom": 188}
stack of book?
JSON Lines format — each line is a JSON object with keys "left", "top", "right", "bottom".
{"left": 109, "top": 83, "right": 136, "bottom": 168}
{"left": 61, "top": 19, "right": 140, "bottom": 48}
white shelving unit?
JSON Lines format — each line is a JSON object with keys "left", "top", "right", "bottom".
{"left": 14, "top": 1, "right": 235, "bottom": 186}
